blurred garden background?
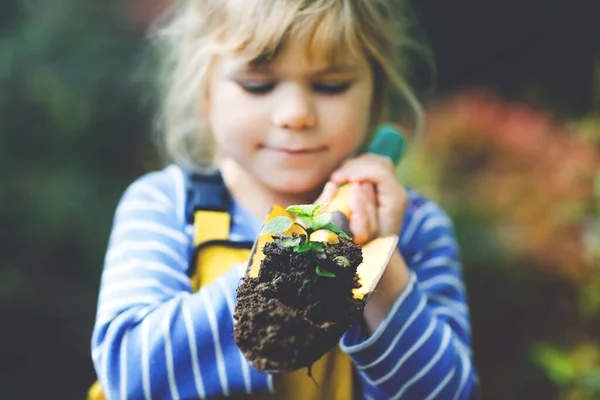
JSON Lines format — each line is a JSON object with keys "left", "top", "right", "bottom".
{"left": 1, "top": 0, "right": 598, "bottom": 399}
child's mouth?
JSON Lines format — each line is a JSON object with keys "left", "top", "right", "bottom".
{"left": 264, "top": 146, "right": 327, "bottom": 156}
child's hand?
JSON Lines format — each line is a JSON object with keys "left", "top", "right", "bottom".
{"left": 316, "top": 154, "right": 412, "bottom": 333}
{"left": 317, "top": 154, "right": 412, "bottom": 333}
{"left": 329, "top": 154, "right": 408, "bottom": 244}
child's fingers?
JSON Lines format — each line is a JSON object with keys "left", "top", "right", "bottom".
{"left": 330, "top": 154, "right": 407, "bottom": 237}
{"left": 360, "top": 181, "right": 378, "bottom": 206}
{"left": 349, "top": 183, "right": 378, "bottom": 245}
{"left": 330, "top": 154, "right": 395, "bottom": 185}
{"left": 314, "top": 181, "right": 338, "bottom": 205}
{"left": 330, "top": 154, "right": 402, "bottom": 210}
{"left": 330, "top": 155, "right": 399, "bottom": 200}
{"left": 361, "top": 183, "right": 379, "bottom": 226}
{"left": 349, "top": 183, "right": 369, "bottom": 244}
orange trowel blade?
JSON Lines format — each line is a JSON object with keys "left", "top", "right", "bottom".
{"left": 245, "top": 205, "right": 399, "bottom": 301}
{"left": 353, "top": 235, "right": 398, "bottom": 300}
{"left": 245, "top": 205, "right": 304, "bottom": 278}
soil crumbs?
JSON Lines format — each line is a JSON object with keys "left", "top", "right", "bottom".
{"left": 234, "top": 235, "right": 365, "bottom": 373}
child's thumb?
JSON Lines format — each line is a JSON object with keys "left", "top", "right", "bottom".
{"left": 314, "top": 181, "right": 338, "bottom": 205}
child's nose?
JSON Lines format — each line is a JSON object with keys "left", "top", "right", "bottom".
{"left": 272, "top": 86, "right": 316, "bottom": 130}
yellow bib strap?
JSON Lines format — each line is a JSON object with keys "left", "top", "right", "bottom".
{"left": 190, "top": 206, "right": 355, "bottom": 400}
{"left": 87, "top": 381, "right": 105, "bottom": 400}
{"left": 194, "top": 209, "right": 230, "bottom": 245}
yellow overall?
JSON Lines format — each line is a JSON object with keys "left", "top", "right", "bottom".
{"left": 88, "top": 172, "right": 356, "bottom": 399}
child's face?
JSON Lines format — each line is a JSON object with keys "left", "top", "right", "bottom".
{"left": 205, "top": 37, "right": 374, "bottom": 195}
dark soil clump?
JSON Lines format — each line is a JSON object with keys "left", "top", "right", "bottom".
{"left": 234, "top": 234, "right": 365, "bottom": 372}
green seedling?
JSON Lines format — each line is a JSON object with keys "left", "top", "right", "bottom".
{"left": 260, "top": 204, "right": 351, "bottom": 278}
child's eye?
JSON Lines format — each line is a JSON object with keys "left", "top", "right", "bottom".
{"left": 239, "top": 82, "right": 276, "bottom": 95}
{"left": 312, "top": 82, "right": 352, "bottom": 94}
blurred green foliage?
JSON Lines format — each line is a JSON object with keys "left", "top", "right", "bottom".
{"left": 0, "top": 1, "right": 157, "bottom": 398}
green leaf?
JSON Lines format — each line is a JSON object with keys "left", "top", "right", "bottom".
{"left": 310, "top": 204, "right": 328, "bottom": 217}
{"left": 310, "top": 241, "right": 325, "bottom": 251}
{"left": 280, "top": 235, "right": 302, "bottom": 247}
{"left": 294, "top": 243, "right": 309, "bottom": 252}
{"left": 311, "top": 213, "right": 332, "bottom": 228}
{"left": 324, "top": 223, "right": 352, "bottom": 240}
{"left": 299, "top": 213, "right": 332, "bottom": 231}
{"left": 261, "top": 216, "right": 295, "bottom": 235}
{"left": 315, "top": 265, "right": 336, "bottom": 278}
{"left": 286, "top": 204, "right": 320, "bottom": 218}
{"left": 295, "top": 215, "right": 313, "bottom": 230}
{"left": 294, "top": 241, "right": 324, "bottom": 253}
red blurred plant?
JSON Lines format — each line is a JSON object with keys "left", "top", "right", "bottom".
{"left": 413, "top": 90, "right": 599, "bottom": 282}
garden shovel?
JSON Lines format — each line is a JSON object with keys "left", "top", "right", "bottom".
{"left": 245, "top": 125, "right": 406, "bottom": 300}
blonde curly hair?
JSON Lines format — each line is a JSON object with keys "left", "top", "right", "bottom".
{"left": 151, "top": 0, "right": 425, "bottom": 171}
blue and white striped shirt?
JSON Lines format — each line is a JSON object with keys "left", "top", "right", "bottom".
{"left": 91, "top": 165, "right": 479, "bottom": 399}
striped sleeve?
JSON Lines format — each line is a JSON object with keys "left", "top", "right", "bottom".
{"left": 340, "top": 191, "right": 479, "bottom": 400}
{"left": 90, "top": 166, "right": 271, "bottom": 400}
